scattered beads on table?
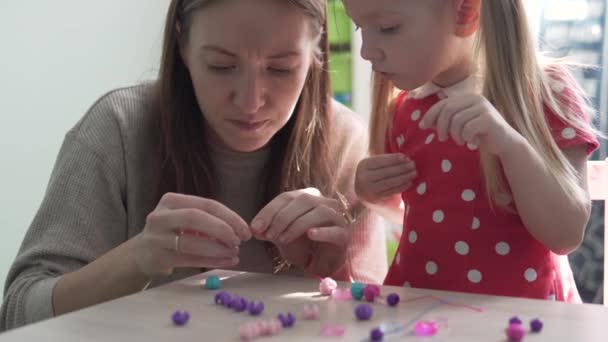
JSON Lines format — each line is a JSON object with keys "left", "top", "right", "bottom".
{"left": 351, "top": 282, "right": 365, "bottom": 300}
{"left": 303, "top": 304, "right": 320, "bottom": 320}
{"left": 319, "top": 277, "right": 338, "bottom": 296}
{"left": 239, "top": 319, "right": 282, "bottom": 340}
{"left": 414, "top": 320, "right": 439, "bottom": 337}
{"left": 171, "top": 310, "right": 190, "bottom": 326}
{"left": 231, "top": 295, "right": 248, "bottom": 312}
{"left": 321, "top": 323, "right": 345, "bottom": 337}
{"left": 204, "top": 276, "right": 221, "bottom": 290}
{"left": 277, "top": 312, "right": 296, "bottom": 328}
{"left": 530, "top": 318, "right": 543, "bottom": 333}
{"left": 363, "top": 285, "right": 381, "bottom": 302}
{"left": 505, "top": 323, "right": 526, "bottom": 341}
{"left": 509, "top": 316, "right": 522, "bottom": 325}
{"left": 248, "top": 301, "right": 265, "bottom": 316}
{"left": 370, "top": 327, "right": 384, "bottom": 341}
{"left": 355, "top": 303, "right": 373, "bottom": 321}
{"left": 386, "top": 293, "right": 400, "bottom": 307}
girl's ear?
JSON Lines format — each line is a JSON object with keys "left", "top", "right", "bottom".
{"left": 454, "top": 0, "right": 481, "bottom": 37}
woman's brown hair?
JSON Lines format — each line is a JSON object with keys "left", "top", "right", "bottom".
{"left": 154, "top": 0, "right": 335, "bottom": 204}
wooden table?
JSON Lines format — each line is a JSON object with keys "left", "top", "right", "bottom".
{"left": 1, "top": 270, "right": 607, "bottom": 341}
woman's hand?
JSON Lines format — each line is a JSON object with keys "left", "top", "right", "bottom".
{"left": 251, "top": 188, "right": 350, "bottom": 274}
{"left": 134, "top": 193, "right": 251, "bottom": 278}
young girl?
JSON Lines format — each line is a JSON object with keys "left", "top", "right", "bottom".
{"left": 345, "top": 0, "right": 600, "bottom": 302}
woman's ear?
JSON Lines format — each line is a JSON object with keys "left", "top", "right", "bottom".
{"left": 454, "top": 0, "right": 481, "bottom": 37}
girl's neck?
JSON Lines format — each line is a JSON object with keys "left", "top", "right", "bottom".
{"left": 433, "top": 55, "right": 475, "bottom": 88}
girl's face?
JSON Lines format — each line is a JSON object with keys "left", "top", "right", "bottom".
{"left": 180, "top": 0, "right": 317, "bottom": 152}
{"left": 343, "top": 0, "right": 474, "bottom": 89}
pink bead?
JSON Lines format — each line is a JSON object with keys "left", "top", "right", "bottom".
{"left": 363, "top": 284, "right": 381, "bottom": 302}
{"left": 319, "top": 278, "right": 338, "bottom": 296}
{"left": 330, "top": 288, "right": 352, "bottom": 300}
{"left": 267, "top": 319, "right": 283, "bottom": 335}
{"left": 257, "top": 321, "right": 272, "bottom": 336}
{"left": 303, "top": 304, "right": 320, "bottom": 320}
{"left": 414, "top": 320, "right": 439, "bottom": 337}
{"left": 506, "top": 323, "right": 526, "bottom": 341}
{"left": 239, "top": 323, "right": 260, "bottom": 341}
{"left": 321, "top": 323, "right": 345, "bottom": 337}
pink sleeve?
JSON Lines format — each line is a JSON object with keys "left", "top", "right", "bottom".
{"left": 544, "top": 69, "right": 599, "bottom": 155}
{"left": 331, "top": 210, "right": 388, "bottom": 284}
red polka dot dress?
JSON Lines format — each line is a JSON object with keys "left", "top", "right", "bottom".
{"left": 383, "top": 75, "right": 599, "bottom": 302}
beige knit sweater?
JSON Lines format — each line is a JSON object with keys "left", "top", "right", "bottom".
{"left": 0, "top": 84, "right": 387, "bottom": 331}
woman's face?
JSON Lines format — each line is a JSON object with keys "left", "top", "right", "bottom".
{"left": 180, "top": 0, "right": 318, "bottom": 152}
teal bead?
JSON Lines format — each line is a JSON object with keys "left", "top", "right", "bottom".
{"left": 205, "top": 276, "right": 221, "bottom": 290}
{"left": 351, "top": 282, "right": 365, "bottom": 300}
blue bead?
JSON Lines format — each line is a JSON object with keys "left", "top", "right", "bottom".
{"left": 351, "top": 282, "right": 365, "bottom": 300}
{"left": 204, "top": 276, "right": 221, "bottom": 290}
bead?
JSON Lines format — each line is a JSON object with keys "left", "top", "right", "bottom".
{"left": 204, "top": 275, "right": 221, "bottom": 290}
{"left": 232, "top": 296, "right": 248, "bottom": 312}
{"left": 370, "top": 327, "right": 384, "bottom": 341}
{"left": 506, "top": 323, "right": 526, "bottom": 341}
{"left": 277, "top": 312, "right": 296, "bottom": 327}
{"left": 387, "top": 293, "right": 400, "bottom": 307}
{"left": 267, "top": 319, "right": 283, "bottom": 335}
{"left": 355, "top": 304, "right": 373, "bottom": 320}
{"left": 364, "top": 285, "right": 381, "bottom": 302}
{"left": 239, "top": 322, "right": 261, "bottom": 341}
{"left": 363, "top": 285, "right": 380, "bottom": 303}
{"left": 530, "top": 318, "right": 543, "bottom": 332}
{"left": 319, "top": 277, "right": 338, "bottom": 296}
{"left": 351, "top": 282, "right": 365, "bottom": 300}
{"left": 248, "top": 301, "right": 265, "bottom": 316}
{"left": 303, "top": 304, "right": 320, "bottom": 320}
{"left": 171, "top": 310, "right": 190, "bottom": 326}
{"left": 509, "top": 316, "right": 522, "bottom": 325}
{"left": 220, "top": 292, "right": 232, "bottom": 307}
{"left": 321, "top": 323, "right": 345, "bottom": 337}
{"left": 214, "top": 291, "right": 229, "bottom": 305}
{"left": 414, "top": 320, "right": 439, "bottom": 336}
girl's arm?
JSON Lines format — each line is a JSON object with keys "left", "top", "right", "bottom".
{"left": 499, "top": 137, "right": 590, "bottom": 255}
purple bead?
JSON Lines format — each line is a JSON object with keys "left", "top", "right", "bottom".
{"left": 355, "top": 304, "right": 373, "bottom": 321}
{"left": 233, "top": 297, "right": 248, "bottom": 312}
{"left": 214, "top": 291, "right": 227, "bottom": 305}
{"left": 387, "top": 293, "right": 400, "bottom": 307}
{"left": 530, "top": 318, "right": 543, "bottom": 332}
{"left": 171, "top": 310, "right": 190, "bottom": 326}
{"left": 370, "top": 327, "right": 384, "bottom": 341}
{"left": 222, "top": 293, "right": 233, "bottom": 307}
{"left": 277, "top": 312, "right": 296, "bottom": 327}
{"left": 248, "top": 301, "right": 264, "bottom": 316}
{"left": 509, "top": 316, "right": 522, "bottom": 325}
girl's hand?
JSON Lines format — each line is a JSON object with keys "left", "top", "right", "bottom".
{"left": 419, "top": 94, "right": 522, "bottom": 157}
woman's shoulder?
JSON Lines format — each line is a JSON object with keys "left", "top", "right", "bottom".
{"left": 67, "top": 83, "right": 158, "bottom": 156}
{"left": 330, "top": 99, "right": 368, "bottom": 152}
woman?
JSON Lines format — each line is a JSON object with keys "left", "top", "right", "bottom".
{"left": 1, "top": 0, "right": 387, "bottom": 331}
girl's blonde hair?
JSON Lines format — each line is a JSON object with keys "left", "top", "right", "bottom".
{"left": 369, "top": 0, "right": 596, "bottom": 209}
